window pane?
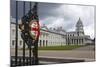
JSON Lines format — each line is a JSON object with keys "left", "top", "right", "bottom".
{"left": 12, "top": 40, "right": 15, "bottom": 46}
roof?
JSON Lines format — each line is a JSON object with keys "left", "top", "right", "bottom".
{"left": 76, "top": 18, "right": 83, "bottom": 27}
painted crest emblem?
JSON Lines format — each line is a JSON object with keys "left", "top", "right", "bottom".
{"left": 29, "top": 20, "right": 40, "bottom": 40}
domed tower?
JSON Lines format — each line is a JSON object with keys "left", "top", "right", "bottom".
{"left": 76, "top": 18, "right": 84, "bottom": 36}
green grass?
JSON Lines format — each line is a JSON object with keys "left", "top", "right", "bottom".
{"left": 38, "top": 45, "right": 85, "bottom": 50}
{"left": 19, "top": 45, "right": 85, "bottom": 50}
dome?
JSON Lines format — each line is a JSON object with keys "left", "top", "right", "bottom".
{"left": 76, "top": 18, "right": 83, "bottom": 27}
{"left": 76, "top": 18, "right": 84, "bottom": 34}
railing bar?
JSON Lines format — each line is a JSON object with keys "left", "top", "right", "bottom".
{"left": 29, "top": 2, "right": 32, "bottom": 65}
{"left": 23, "top": 1, "right": 26, "bottom": 66}
{"left": 15, "top": 1, "right": 18, "bottom": 66}
{"left": 33, "top": 3, "right": 39, "bottom": 64}
{"left": 34, "top": 39, "right": 39, "bottom": 64}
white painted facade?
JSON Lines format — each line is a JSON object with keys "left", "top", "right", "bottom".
{"left": 10, "top": 18, "right": 93, "bottom": 48}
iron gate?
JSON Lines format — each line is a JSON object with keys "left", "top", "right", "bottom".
{"left": 11, "top": 1, "right": 39, "bottom": 67}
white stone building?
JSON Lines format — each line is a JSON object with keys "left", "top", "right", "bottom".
{"left": 10, "top": 18, "right": 93, "bottom": 48}
{"left": 65, "top": 18, "right": 92, "bottom": 45}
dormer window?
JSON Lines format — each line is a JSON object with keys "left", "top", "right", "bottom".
{"left": 12, "top": 29, "right": 15, "bottom": 35}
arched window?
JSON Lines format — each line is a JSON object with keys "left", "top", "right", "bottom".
{"left": 12, "top": 29, "right": 15, "bottom": 35}
{"left": 73, "top": 34, "right": 74, "bottom": 36}
{"left": 77, "top": 39, "right": 78, "bottom": 45}
{"left": 40, "top": 40, "right": 41, "bottom": 47}
{"left": 72, "top": 39, "right": 73, "bottom": 44}
{"left": 46, "top": 40, "right": 48, "bottom": 46}
{"left": 82, "top": 39, "right": 83, "bottom": 44}
{"left": 43, "top": 40, "right": 45, "bottom": 47}
{"left": 19, "top": 40, "right": 22, "bottom": 46}
{"left": 70, "top": 34, "right": 71, "bottom": 36}
{"left": 12, "top": 40, "right": 15, "bottom": 46}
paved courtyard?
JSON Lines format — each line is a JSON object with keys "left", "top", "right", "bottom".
{"left": 38, "top": 45, "right": 95, "bottom": 61}
{"left": 11, "top": 45, "right": 95, "bottom": 63}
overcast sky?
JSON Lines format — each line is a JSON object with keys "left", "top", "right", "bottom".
{"left": 11, "top": 1, "right": 95, "bottom": 39}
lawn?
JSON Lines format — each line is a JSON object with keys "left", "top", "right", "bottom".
{"left": 38, "top": 45, "right": 85, "bottom": 50}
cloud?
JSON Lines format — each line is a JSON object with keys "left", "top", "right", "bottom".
{"left": 38, "top": 3, "right": 95, "bottom": 38}
{"left": 84, "top": 23, "right": 95, "bottom": 39}
{"left": 11, "top": 1, "right": 95, "bottom": 39}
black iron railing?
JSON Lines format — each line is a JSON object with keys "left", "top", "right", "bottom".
{"left": 11, "top": 1, "right": 39, "bottom": 67}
